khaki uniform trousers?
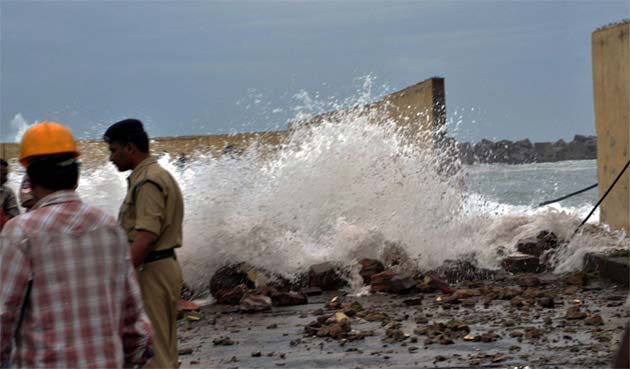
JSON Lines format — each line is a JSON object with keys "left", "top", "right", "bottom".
{"left": 137, "top": 257, "right": 182, "bottom": 369}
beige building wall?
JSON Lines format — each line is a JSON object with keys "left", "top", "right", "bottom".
{"left": 592, "top": 21, "right": 630, "bottom": 232}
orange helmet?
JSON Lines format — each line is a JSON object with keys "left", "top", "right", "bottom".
{"left": 19, "top": 121, "right": 80, "bottom": 167}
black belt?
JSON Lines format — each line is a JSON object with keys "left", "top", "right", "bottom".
{"left": 144, "top": 248, "right": 176, "bottom": 264}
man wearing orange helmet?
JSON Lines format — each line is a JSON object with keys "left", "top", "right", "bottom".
{"left": 104, "top": 118, "right": 184, "bottom": 369}
{"left": 0, "top": 121, "right": 153, "bottom": 368}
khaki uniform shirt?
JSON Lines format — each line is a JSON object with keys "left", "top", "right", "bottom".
{"left": 119, "top": 157, "right": 184, "bottom": 251}
{"left": 0, "top": 185, "right": 19, "bottom": 218}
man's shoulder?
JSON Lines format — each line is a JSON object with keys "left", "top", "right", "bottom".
{"left": 142, "top": 161, "right": 179, "bottom": 190}
{"left": 1, "top": 214, "right": 26, "bottom": 240}
{"left": 145, "top": 160, "right": 171, "bottom": 177}
{"left": 17, "top": 201, "right": 115, "bottom": 228}
{"left": 81, "top": 203, "right": 120, "bottom": 228}
{"left": 60, "top": 203, "right": 127, "bottom": 243}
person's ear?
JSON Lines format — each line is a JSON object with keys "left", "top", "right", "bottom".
{"left": 124, "top": 142, "right": 137, "bottom": 155}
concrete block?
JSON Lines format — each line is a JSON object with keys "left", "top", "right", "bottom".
{"left": 583, "top": 252, "right": 630, "bottom": 287}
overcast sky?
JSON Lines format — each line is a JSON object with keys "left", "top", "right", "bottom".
{"left": 1, "top": 1, "right": 628, "bottom": 143}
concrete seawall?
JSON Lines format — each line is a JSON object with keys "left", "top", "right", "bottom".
{"left": 592, "top": 20, "right": 630, "bottom": 232}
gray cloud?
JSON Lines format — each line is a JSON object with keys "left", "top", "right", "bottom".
{"left": 1, "top": 1, "right": 628, "bottom": 142}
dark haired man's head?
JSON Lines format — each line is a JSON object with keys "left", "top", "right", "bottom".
{"left": 103, "top": 119, "right": 149, "bottom": 152}
{"left": 103, "top": 119, "right": 151, "bottom": 172}
{"left": 27, "top": 154, "right": 79, "bottom": 195}
{"left": 0, "top": 159, "right": 8, "bottom": 185}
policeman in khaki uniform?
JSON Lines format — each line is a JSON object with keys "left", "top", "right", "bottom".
{"left": 103, "top": 119, "right": 184, "bottom": 369}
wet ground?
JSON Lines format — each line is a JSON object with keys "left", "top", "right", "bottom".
{"left": 177, "top": 274, "right": 629, "bottom": 369}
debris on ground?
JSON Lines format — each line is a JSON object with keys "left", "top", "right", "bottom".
{"left": 182, "top": 256, "right": 630, "bottom": 368}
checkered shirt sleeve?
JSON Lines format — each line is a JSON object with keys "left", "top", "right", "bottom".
{"left": 0, "top": 231, "right": 31, "bottom": 365}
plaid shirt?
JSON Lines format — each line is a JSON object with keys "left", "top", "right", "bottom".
{"left": 0, "top": 191, "right": 152, "bottom": 368}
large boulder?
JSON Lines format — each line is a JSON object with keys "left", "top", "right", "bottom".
{"left": 417, "top": 272, "right": 454, "bottom": 294}
{"left": 516, "top": 231, "right": 559, "bottom": 257}
{"left": 358, "top": 258, "right": 385, "bottom": 284}
{"left": 511, "top": 139, "right": 536, "bottom": 164}
{"left": 370, "top": 271, "right": 417, "bottom": 294}
{"left": 431, "top": 259, "right": 497, "bottom": 283}
{"left": 216, "top": 284, "right": 248, "bottom": 305}
{"left": 492, "top": 139, "right": 513, "bottom": 163}
{"left": 270, "top": 290, "right": 308, "bottom": 307}
{"left": 501, "top": 253, "right": 543, "bottom": 274}
{"left": 239, "top": 293, "right": 272, "bottom": 313}
{"left": 250, "top": 269, "right": 294, "bottom": 291}
{"left": 210, "top": 263, "right": 256, "bottom": 299}
{"left": 534, "top": 142, "right": 555, "bottom": 162}
{"left": 474, "top": 139, "right": 495, "bottom": 163}
{"left": 308, "top": 262, "right": 347, "bottom": 290}
{"left": 457, "top": 142, "right": 475, "bottom": 165}
{"left": 562, "top": 135, "right": 597, "bottom": 160}
{"left": 516, "top": 238, "right": 545, "bottom": 257}
{"left": 210, "top": 263, "right": 295, "bottom": 301}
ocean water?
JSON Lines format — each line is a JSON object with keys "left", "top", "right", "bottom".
{"left": 466, "top": 160, "right": 598, "bottom": 210}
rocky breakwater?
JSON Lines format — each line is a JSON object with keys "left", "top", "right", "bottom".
{"left": 202, "top": 230, "right": 573, "bottom": 311}
{"left": 202, "top": 230, "right": 590, "bottom": 310}
{"left": 457, "top": 135, "right": 596, "bottom": 164}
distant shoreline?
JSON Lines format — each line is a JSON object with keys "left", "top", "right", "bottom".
{"left": 454, "top": 135, "right": 596, "bottom": 164}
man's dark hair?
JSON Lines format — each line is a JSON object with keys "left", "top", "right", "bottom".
{"left": 0, "top": 159, "right": 8, "bottom": 167}
{"left": 27, "top": 154, "right": 79, "bottom": 191}
{"left": 103, "top": 118, "right": 150, "bottom": 153}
